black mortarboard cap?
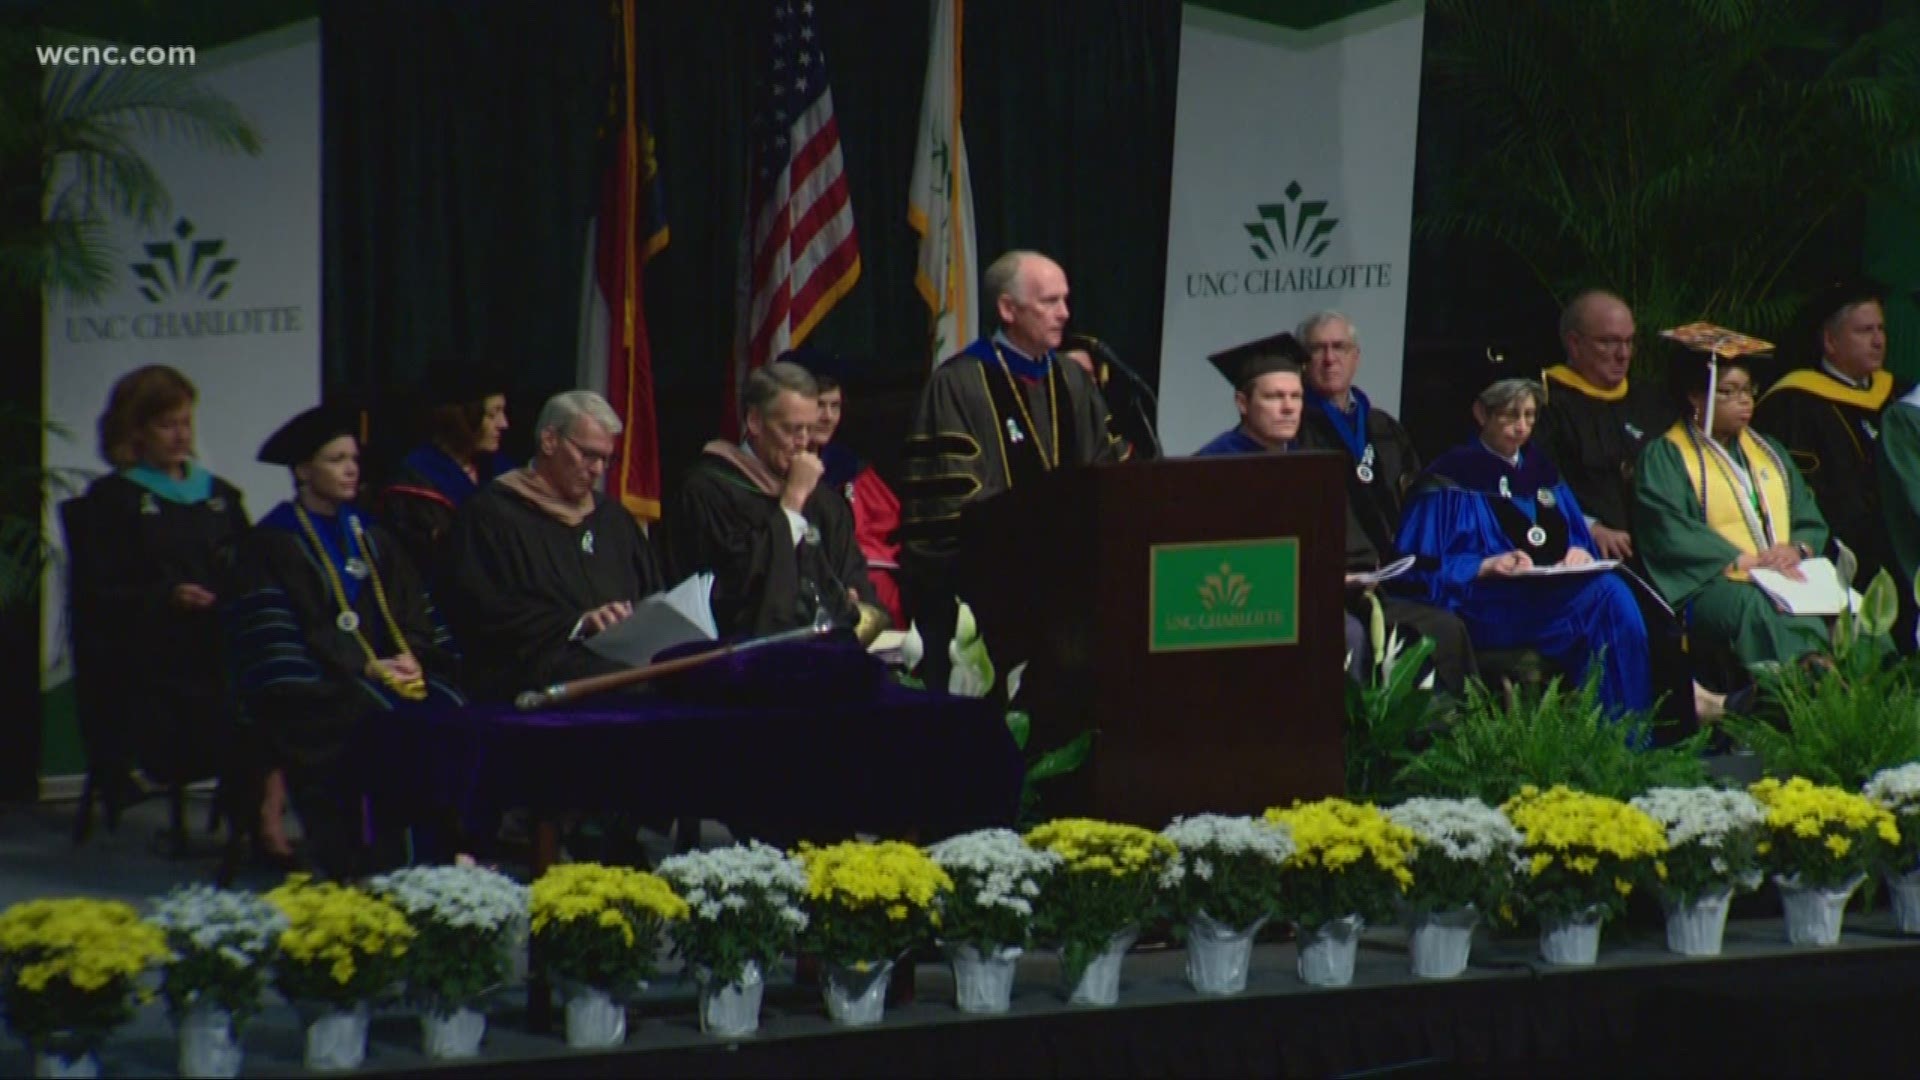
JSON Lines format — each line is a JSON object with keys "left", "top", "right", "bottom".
{"left": 1207, "top": 332, "right": 1306, "bottom": 390}
{"left": 258, "top": 405, "right": 358, "bottom": 466}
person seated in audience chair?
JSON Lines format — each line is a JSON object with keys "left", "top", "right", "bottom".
{"left": 440, "top": 390, "right": 666, "bottom": 702}
{"left": 377, "top": 369, "right": 513, "bottom": 581}
{"left": 1395, "top": 378, "right": 1653, "bottom": 716}
{"left": 228, "top": 405, "right": 464, "bottom": 879}
{"left": 76, "top": 365, "right": 251, "bottom": 852}
{"left": 1291, "top": 312, "right": 1479, "bottom": 695}
{"left": 664, "top": 360, "right": 877, "bottom": 638}
{"left": 1191, "top": 332, "right": 1372, "bottom": 681}
{"left": 1636, "top": 338, "right": 1834, "bottom": 686}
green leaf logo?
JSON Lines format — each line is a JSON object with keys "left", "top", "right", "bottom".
{"left": 1245, "top": 181, "right": 1338, "bottom": 260}
{"left": 130, "top": 218, "right": 238, "bottom": 303}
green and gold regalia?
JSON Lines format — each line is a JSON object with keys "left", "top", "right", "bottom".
{"left": 1634, "top": 422, "right": 1830, "bottom": 667}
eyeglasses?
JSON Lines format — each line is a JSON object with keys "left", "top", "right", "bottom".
{"left": 1713, "top": 386, "right": 1756, "bottom": 401}
{"left": 564, "top": 434, "right": 612, "bottom": 468}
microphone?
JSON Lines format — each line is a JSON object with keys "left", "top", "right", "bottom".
{"left": 1071, "top": 335, "right": 1164, "bottom": 459}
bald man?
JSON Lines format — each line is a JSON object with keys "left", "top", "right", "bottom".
{"left": 900, "top": 249, "right": 1127, "bottom": 688}
{"left": 1534, "top": 290, "right": 1674, "bottom": 563}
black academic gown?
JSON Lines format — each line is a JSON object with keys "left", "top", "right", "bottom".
{"left": 664, "top": 450, "right": 874, "bottom": 638}
{"left": 78, "top": 472, "right": 249, "bottom": 785}
{"left": 1296, "top": 398, "right": 1479, "bottom": 694}
{"left": 227, "top": 507, "right": 461, "bottom": 771}
{"left": 1754, "top": 367, "right": 1902, "bottom": 587}
{"left": 441, "top": 481, "right": 664, "bottom": 701}
{"left": 1534, "top": 367, "right": 1675, "bottom": 533}
{"left": 900, "top": 337, "right": 1125, "bottom": 685}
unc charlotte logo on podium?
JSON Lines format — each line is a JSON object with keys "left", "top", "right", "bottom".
{"left": 1148, "top": 539, "right": 1299, "bottom": 653}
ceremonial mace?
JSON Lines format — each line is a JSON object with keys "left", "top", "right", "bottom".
{"left": 513, "top": 594, "right": 887, "bottom": 711}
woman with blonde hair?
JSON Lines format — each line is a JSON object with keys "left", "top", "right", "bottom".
{"left": 76, "top": 365, "right": 249, "bottom": 834}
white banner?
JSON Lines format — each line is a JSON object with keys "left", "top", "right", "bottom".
{"left": 40, "top": 23, "right": 322, "bottom": 767}
{"left": 1157, "top": 1, "right": 1424, "bottom": 454}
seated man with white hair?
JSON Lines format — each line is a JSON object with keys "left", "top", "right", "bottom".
{"left": 441, "top": 390, "right": 665, "bottom": 701}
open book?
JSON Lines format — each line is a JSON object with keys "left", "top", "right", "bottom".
{"left": 1749, "top": 558, "right": 1849, "bottom": 616}
{"left": 582, "top": 573, "right": 719, "bottom": 667}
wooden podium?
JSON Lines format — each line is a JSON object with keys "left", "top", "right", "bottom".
{"left": 957, "top": 452, "right": 1348, "bottom": 825}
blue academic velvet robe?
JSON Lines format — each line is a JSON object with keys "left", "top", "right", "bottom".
{"left": 1394, "top": 443, "right": 1651, "bottom": 714}
{"left": 1193, "top": 426, "right": 1293, "bottom": 456}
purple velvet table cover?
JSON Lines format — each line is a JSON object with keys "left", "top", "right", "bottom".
{"left": 363, "top": 647, "right": 1024, "bottom": 843}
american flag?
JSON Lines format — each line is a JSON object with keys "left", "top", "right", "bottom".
{"left": 730, "top": 0, "right": 860, "bottom": 424}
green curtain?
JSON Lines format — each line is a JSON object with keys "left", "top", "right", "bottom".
{"left": 323, "top": 0, "right": 1181, "bottom": 487}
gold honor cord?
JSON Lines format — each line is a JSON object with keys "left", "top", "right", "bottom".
{"left": 992, "top": 342, "right": 1060, "bottom": 470}
{"left": 294, "top": 503, "right": 428, "bottom": 701}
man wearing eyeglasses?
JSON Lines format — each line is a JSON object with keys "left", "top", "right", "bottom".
{"left": 665, "top": 360, "right": 873, "bottom": 637}
{"left": 1534, "top": 290, "right": 1675, "bottom": 565}
{"left": 440, "top": 390, "right": 666, "bottom": 701}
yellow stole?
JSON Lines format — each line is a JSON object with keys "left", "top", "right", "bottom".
{"left": 1541, "top": 364, "right": 1629, "bottom": 403}
{"left": 1758, "top": 367, "right": 1894, "bottom": 410}
{"left": 1660, "top": 423, "right": 1792, "bottom": 582}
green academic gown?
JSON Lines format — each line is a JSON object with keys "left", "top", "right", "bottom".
{"left": 1881, "top": 390, "right": 1920, "bottom": 593}
{"left": 1634, "top": 431, "right": 1830, "bottom": 667}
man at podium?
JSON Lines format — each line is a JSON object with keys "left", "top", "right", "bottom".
{"left": 901, "top": 249, "right": 1127, "bottom": 688}
{"left": 1194, "top": 331, "right": 1474, "bottom": 691}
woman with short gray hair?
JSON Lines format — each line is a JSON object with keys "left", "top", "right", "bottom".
{"left": 1390, "top": 378, "right": 1654, "bottom": 716}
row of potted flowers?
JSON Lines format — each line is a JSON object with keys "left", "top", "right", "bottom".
{"left": 7, "top": 766, "right": 1920, "bottom": 1077}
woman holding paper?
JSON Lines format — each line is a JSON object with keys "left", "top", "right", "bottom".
{"left": 1635, "top": 339, "right": 1831, "bottom": 669}
{"left": 1395, "top": 378, "right": 1652, "bottom": 713}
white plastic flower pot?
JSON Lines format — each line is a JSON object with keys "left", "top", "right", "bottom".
{"left": 823, "top": 960, "right": 893, "bottom": 1026}
{"left": 697, "top": 960, "right": 767, "bottom": 1038}
{"left": 1185, "top": 912, "right": 1265, "bottom": 995}
{"left": 946, "top": 944, "right": 1021, "bottom": 1014}
{"left": 1407, "top": 906, "right": 1478, "bottom": 979}
{"left": 1662, "top": 888, "right": 1733, "bottom": 957}
{"left": 1886, "top": 869, "right": 1920, "bottom": 934}
{"left": 304, "top": 1004, "right": 371, "bottom": 1072}
{"left": 1776, "top": 873, "right": 1865, "bottom": 946}
{"left": 421, "top": 1007, "right": 486, "bottom": 1059}
{"left": 32, "top": 1050, "right": 99, "bottom": 1080}
{"left": 1538, "top": 908, "right": 1605, "bottom": 966}
{"left": 178, "top": 1003, "right": 243, "bottom": 1078}
{"left": 1296, "top": 914, "right": 1364, "bottom": 987}
{"left": 1065, "top": 927, "right": 1139, "bottom": 1006}
{"left": 564, "top": 987, "right": 627, "bottom": 1049}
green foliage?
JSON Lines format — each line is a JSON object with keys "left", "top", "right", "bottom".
{"left": 1345, "top": 618, "right": 1452, "bottom": 802}
{"left": 1722, "top": 573, "right": 1920, "bottom": 787}
{"left": 1421, "top": 0, "right": 1920, "bottom": 358}
{"left": 395, "top": 920, "right": 507, "bottom": 1017}
{"left": 1399, "top": 668, "right": 1709, "bottom": 804}
{"left": 5, "top": 57, "right": 263, "bottom": 303}
{"left": 0, "top": 406, "right": 84, "bottom": 612}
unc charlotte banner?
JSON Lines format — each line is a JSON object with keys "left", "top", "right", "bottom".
{"left": 1157, "top": 0, "right": 1424, "bottom": 455}
{"left": 39, "top": 22, "right": 322, "bottom": 781}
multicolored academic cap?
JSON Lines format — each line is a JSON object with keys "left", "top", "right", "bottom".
{"left": 1659, "top": 322, "right": 1774, "bottom": 435}
{"left": 257, "top": 404, "right": 360, "bottom": 467}
{"left": 1206, "top": 331, "right": 1307, "bottom": 391}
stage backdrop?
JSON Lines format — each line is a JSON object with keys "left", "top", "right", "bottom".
{"left": 38, "top": 20, "right": 321, "bottom": 783}
{"left": 1157, "top": 0, "right": 1425, "bottom": 454}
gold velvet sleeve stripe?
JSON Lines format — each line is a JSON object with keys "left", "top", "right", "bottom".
{"left": 903, "top": 432, "right": 982, "bottom": 460}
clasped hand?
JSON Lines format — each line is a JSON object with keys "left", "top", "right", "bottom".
{"left": 365, "top": 654, "right": 421, "bottom": 682}
{"left": 170, "top": 582, "right": 217, "bottom": 610}
{"left": 1738, "top": 543, "right": 1807, "bottom": 582}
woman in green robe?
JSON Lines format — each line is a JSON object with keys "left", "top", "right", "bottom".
{"left": 1634, "top": 347, "right": 1831, "bottom": 669}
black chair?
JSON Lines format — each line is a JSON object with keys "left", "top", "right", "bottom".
{"left": 59, "top": 493, "right": 189, "bottom": 854}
